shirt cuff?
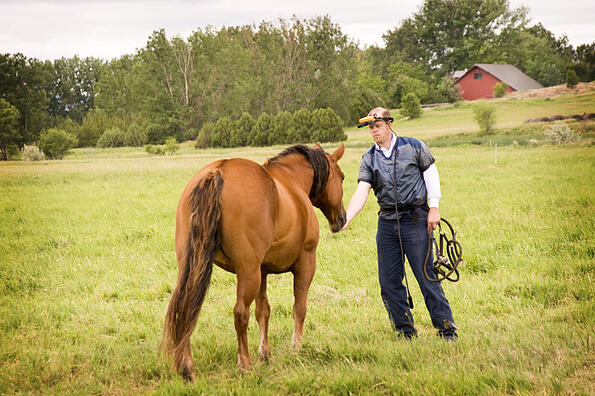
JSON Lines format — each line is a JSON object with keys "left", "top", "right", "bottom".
{"left": 428, "top": 197, "right": 440, "bottom": 208}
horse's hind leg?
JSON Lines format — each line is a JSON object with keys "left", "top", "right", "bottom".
{"left": 234, "top": 267, "right": 261, "bottom": 371}
{"left": 255, "top": 273, "right": 271, "bottom": 362}
{"left": 291, "top": 250, "right": 316, "bottom": 352}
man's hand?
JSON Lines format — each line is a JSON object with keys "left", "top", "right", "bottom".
{"left": 427, "top": 207, "right": 440, "bottom": 233}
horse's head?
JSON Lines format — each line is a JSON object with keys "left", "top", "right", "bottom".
{"left": 312, "top": 143, "right": 346, "bottom": 233}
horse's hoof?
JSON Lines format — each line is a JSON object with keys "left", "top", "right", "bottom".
{"left": 258, "top": 345, "right": 271, "bottom": 362}
{"left": 180, "top": 366, "right": 196, "bottom": 382}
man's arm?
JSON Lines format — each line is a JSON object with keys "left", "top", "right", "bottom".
{"left": 338, "top": 181, "right": 372, "bottom": 232}
{"left": 423, "top": 164, "right": 441, "bottom": 232}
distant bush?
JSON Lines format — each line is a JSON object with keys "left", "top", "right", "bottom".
{"left": 289, "top": 108, "right": 314, "bottom": 143}
{"left": 250, "top": 112, "right": 275, "bottom": 146}
{"left": 401, "top": 92, "right": 422, "bottom": 119}
{"left": 545, "top": 122, "right": 580, "bottom": 144}
{"left": 195, "top": 122, "right": 214, "bottom": 149}
{"left": 123, "top": 124, "right": 148, "bottom": 147}
{"left": 22, "top": 144, "right": 45, "bottom": 161}
{"left": 96, "top": 127, "right": 126, "bottom": 148}
{"left": 310, "top": 108, "right": 346, "bottom": 143}
{"left": 232, "top": 113, "right": 255, "bottom": 147}
{"left": 38, "top": 128, "right": 78, "bottom": 159}
{"left": 493, "top": 82, "right": 508, "bottom": 98}
{"left": 472, "top": 102, "right": 497, "bottom": 135}
{"left": 210, "top": 117, "right": 233, "bottom": 148}
{"left": 566, "top": 69, "right": 579, "bottom": 89}
{"left": 164, "top": 138, "right": 180, "bottom": 155}
{"left": 273, "top": 111, "right": 293, "bottom": 145}
{"left": 145, "top": 144, "right": 165, "bottom": 156}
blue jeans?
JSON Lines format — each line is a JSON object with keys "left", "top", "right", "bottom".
{"left": 376, "top": 209, "right": 457, "bottom": 336}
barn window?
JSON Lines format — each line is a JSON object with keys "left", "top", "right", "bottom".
{"left": 474, "top": 72, "right": 483, "bottom": 80}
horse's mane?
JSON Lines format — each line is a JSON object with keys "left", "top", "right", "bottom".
{"left": 264, "top": 145, "right": 329, "bottom": 199}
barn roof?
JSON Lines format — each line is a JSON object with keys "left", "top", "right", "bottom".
{"left": 457, "top": 64, "right": 544, "bottom": 91}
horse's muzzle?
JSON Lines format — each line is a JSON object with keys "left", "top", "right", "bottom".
{"left": 329, "top": 210, "right": 346, "bottom": 233}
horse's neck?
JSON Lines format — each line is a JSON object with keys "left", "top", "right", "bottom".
{"left": 266, "top": 156, "right": 314, "bottom": 197}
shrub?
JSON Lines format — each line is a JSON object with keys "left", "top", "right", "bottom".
{"left": 210, "top": 117, "right": 233, "bottom": 148}
{"left": 272, "top": 111, "right": 293, "bottom": 145}
{"left": 164, "top": 138, "right": 180, "bottom": 155}
{"left": 145, "top": 144, "right": 155, "bottom": 154}
{"left": 145, "top": 144, "right": 165, "bottom": 156}
{"left": 310, "top": 108, "right": 346, "bottom": 143}
{"left": 401, "top": 92, "right": 422, "bottom": 119}
{"left": 545, "top": 122, "right": 581, "bottom": 144}
{"left": 250, "top": 112, "right": 275, "bottom": 146}
{"left": 195, "top": 122, "right": 214, "bottom": 149}
{"left": 22, "top": 144, "right": 45, "bottom": 161}
{"left": 123, "top": 124, "right": 148, "bottom": 147}
{"left": 232, "top": 113, "right": 255, "bottom": 147}
{"left": 472, "top": 102, "right": 497, "bottom": 135}
{"left": 96, "top": 127, "right": 126, "bottom": 148}
{"left": 566, "top": 69, "right": 579, "bottom": 89}
{"left": 38, "top": 128, "right": 78, "bottom": 159}
{"left": 493, "top": 82, "right": 508, "bottom": 98}
{"left": 289, "top": 109, "right": 313, "bottom": 143}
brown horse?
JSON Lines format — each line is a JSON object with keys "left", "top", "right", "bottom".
{"left": 161, "top": 143, "right": 346, "bottom": 380}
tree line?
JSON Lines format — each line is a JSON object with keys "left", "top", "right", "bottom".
{"left": 1, "top": 0, "right": 593, "bottom": 160}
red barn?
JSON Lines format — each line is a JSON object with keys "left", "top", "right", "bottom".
{"left": 455, "top": 64, "right": 543, "bottom": 100}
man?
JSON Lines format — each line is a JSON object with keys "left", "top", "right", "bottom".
{"left": 339, "top": 107, "right": 457, "bottom": 340}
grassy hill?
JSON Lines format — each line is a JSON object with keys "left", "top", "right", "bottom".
{"left": 346, "top": 88, "right": 595, "bottom": 146}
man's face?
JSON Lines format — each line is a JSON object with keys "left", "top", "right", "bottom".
{"left": 368, "top": 120, "right": 392, "bottom": 144}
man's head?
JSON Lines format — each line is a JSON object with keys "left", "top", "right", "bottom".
{"left": 360, "top": 107, "right": 393, "bottom": 146}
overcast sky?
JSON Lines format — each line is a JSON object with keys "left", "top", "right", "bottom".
{"left": 1, "top": 0, "right": 593, "bottom": 62}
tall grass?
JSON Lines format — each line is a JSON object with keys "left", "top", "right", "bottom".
{"left": 1, "top": 142, "right": 593, "bottom": 394}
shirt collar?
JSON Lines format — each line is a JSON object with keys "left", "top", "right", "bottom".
{"left": 375, "top": 133, "right": 397, "bottom": 158}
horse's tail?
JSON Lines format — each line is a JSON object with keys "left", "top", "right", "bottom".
{"left": 161, "top": 168, "right": 223, "bottom": 372}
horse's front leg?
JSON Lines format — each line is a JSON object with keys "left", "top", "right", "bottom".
{"left": 234, "top": 267, "right": 261, "bottom": 372}
{"left": 291, "top": 249, "right": 316, "bottom": 352}
{"left": 255, "top": 273, "right": 271, "bottom": 362}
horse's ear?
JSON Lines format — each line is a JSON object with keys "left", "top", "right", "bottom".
{"left": 314, "top": 142, "right": 322, "bottom": 149}
{"left": 329, "top": 143, "right": 345, "bottom": 162}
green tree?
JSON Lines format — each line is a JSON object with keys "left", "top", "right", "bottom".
{"left": 472, "top": 102, "right": 497, "bottom": 134}
{"left": 384, "top": 0, "right": 526, "bottom": 75}
{"left": 49, "top": 56, "right": 103, "bottom": 123}
{"left": 0, "top": 53, "right": 52, "bottom": 144}
{"left": 0, "top": 98, "right": 21, "bottom": 160}
{"left": 566, "top": 69, "right": 579, "bottom": 88}
{"left": 38, "top": 128, "right": 78, "bottom": 159}
{"left": 401, "top": 93, "right": 422, "bottom": 119}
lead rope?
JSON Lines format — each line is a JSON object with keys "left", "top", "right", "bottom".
{"left": 423, "top": 218, "right": 464, "bottom": 283}
{"left": 391, "top": 141, "right": 414, "bottom": 309}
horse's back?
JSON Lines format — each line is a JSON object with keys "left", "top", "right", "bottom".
{"left": 176, "top": 158, "right": 278, "bottom": 272}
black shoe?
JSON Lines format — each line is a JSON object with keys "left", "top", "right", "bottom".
{"left": 440, "top": 332, "right": 458, "bottom": 342}
{"left": 397, "top": 330, "right": 418, "bottom": 339}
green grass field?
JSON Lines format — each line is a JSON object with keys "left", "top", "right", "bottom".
{"left": 1, "top": 93, "right": 594, "bottom": 395}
